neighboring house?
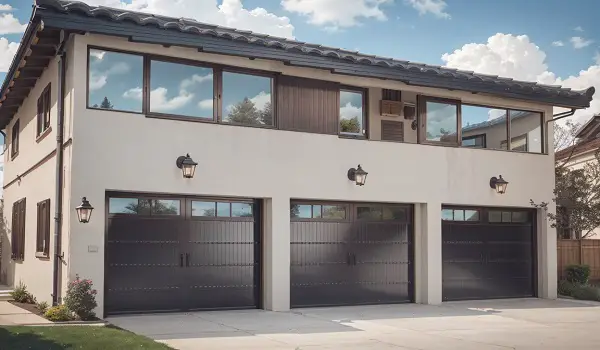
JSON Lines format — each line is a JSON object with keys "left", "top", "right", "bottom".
{"left": 555, "top": 115, "right": 600, "bottom": 239}
{"left": 0, "top": 0, "right": 595, "bottom": 318}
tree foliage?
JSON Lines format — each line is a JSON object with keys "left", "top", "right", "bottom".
{"left": 340, "top": 116, "right": 361, "bottom": 133}
{"left": 226, "top": 98, "right": 272, "bottom": 126}
{"left": 99, "top": 96, "right": 114, "bottom": 110}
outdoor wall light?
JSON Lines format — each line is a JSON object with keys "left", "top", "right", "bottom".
{"left": 348, "top": 164, "right": 368, "bottom": 186}
{"left": 76, "top": 197, "right": 94, "bottom": 223}
{"left": 490, "top": 175, "right": 509, "bottom": 194}
{"left": 176, "top": 154, "right": 198, "bottom": 179}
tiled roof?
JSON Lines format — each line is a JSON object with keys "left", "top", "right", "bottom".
{"left": 555, "top": 138, "right": 600, "bottom": 161}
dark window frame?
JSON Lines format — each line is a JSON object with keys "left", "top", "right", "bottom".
{"left": 461, "top": 134, "right": 486, "bottom": 148}
{"left": 441, "top": 208, "right": 481, "bottom": 222}
{"left": 190, "top": 199, "right": 255, "bottom": 222}
{"left": 10, "top": 119, "right": 19, "bottom": 159}
{"left": 290, "top": 201, "right": 350, "bottom": 222}
{"left": 11, "top": 198, "right": 26, "bottom": 261}
{"left": 107, "top": 196, "right": 182, "bottom": 218}
{"left": 36, "top": 199, "right": 51, "bottom": 257}
{"left": 37, "top": 83, "right": 52, "bottom": 138}
{"left": 355, "top": 203, "right": 412, "bottom": 223}
{"left": 418, "top": 96, "right": 462, "bottom": 146}
{"left": 339, "top": 86, "right": 368, "bottom": 139}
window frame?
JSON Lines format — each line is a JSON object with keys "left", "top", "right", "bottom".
{"left": 339, "top": 86, "right": 368, "bottom": 139}
{"left": 36, "top": 199, "right": 51, "bottom": 258}
{"left": 290, "top": 201, "right": 350, "bottom": 222}
{"left": 10, "top": 119, "right": 19, "bottom": 160}
{"left": 461, "top": 134, "right": 486, "bottom": 148}
{"left": 11, "top": 198, "right": 26, "bottom": 261}
{"left": 37, "top": 83, "right": 52, "bottom": 139}
{"left": 107, "top": 196, "right": 182, "bottom": 218}
{"left": 418, "top": 96, "right": 462, "bottom": 146}
{"left": 189, "top": 198, "right": 255, "bottom": 222}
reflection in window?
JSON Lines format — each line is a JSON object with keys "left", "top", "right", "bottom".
{"left": 442, "top": 209, "right": 480, "bottom": 222}
{"left": 465, "top": 210, "right": 479, "bottom": 221}
{"left": 509, "top": 110, "right": 543, "bottom": 153}
{"left": 424, "top": 101, "right": 458, "bottom": 143}
{"left": 489, "top": 210, "right": 530, "bottom": 223}
{"left": 312, "top": 205, "right": 322, "bottom": 219}
{"left": 454, "top": 210, "right": 465, "bottom": 221}
{"left": 108, "top": 198, "right": 150, "bottom": 215}
{"left": 442, "top": 209, "right": 453, "bottom": 221}
{"left": 340, "top": 90, "right": 365, "bottom": 136}
{"left": 192, "top": 201, "right": 216, "bottom": 217}
{"left": 512, "top": 211, "right": 528, "bottom": 222}
{"left": 461, "top": 105, "right": 507, "bottom": 150}
{"left": 88, "top": 49, "right": 143, "bottom": 112}
{"left": 217, "top": 202, "right": 231, "bottom": 217}
{"left": 383, "top": 206, "right": 407, "bottom": 221}
{"left": 152, "top": 200, "right": 180, "bottom": 215}
{"left": 322, "top": 205, "right": 346, "bottom": 219}
{"left": 291, "top": 204, "right": 347, "bottom": 220}
{"left": 232, "top": 203, "right": 253, "bottom": 217}
{"left": 489, "top": 211, "right": 502, "bottom": 222}
{"left": 222, "top": 72, "right": 273, "bottom": 126}
{"left": 291, "top": 204, "right": 312, "bottom": 219}
{"left": 357, "top": 206, "right": 383, "bottom": 220}
{"left": 148, "top": 60, "right": 213, "bottom": 119}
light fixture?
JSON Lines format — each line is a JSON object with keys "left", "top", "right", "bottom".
{"left": 348, "top": 164, "right": 368, "bottom": 186}
{"left": 490, "top": 175, "right": 509, "bottom": 194}
{"left": 76, "top": 197, "right": 94, "bottom": 223}
{"left": 176, "top": 154, "right": 198, "bottom": 179}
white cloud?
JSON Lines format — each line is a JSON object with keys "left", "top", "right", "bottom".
{"left": 106, "top": 62, "right": 130, "bottom": 75}
{"left": 89, "top": 62, "right": 131, "bottom": 91}
{"left": 198, "top": 98, "right": 213, "bottom": 109}
{"left": 405, "top": 0, "right": 450, "bottom": 19}
{"left": 340, "top": 102, "right": 362, "bottom": 119}
{"left": 281, "top": 0, "right": 391, "bottom": 29}
{"left": 180, "top": 73, "right": 213, "bottom": 91}
{"left": 90, "top": 50, "right": 106, "bottom": 60}
{"left": 0, "top": 37, "right": 18, "bottom": 72}
{"left": 250, "top": 91, "right": 271, "bottom": 110}
{"left": 123, "top": 87, "right": 143, "bottom": 100}
{"left": 149, "top": 87, "right": 194, "bottom": 112}
{"left": 0, "top": 4, "right": 13, "bottom": 11}
{"left": 552, "top": 41, "right": 564, "bottom": 47}
{"left": 595, "top": 51, "right": 600, "bottom": 65}
{"left": 441, "top": 33, "right": 600, "bottom": 125}
{"left": 89, "top": 73, "right": 108, "bottom": 91}
{"left": 574, "top": 26, "right": 584, "bottom": 32}
{"left": 0, "top": 13, "right": 26, "bottom": 34}
{"left": 570, "top": 36, "right": 593, "bottom": 49}
{"left": 85, "top": 0, "right": 294, "bottom": 38}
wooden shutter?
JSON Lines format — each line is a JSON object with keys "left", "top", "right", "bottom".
{"left": 11, "top": 199, "right": 26, "bottom": 261}
{"left": 381, "top": 120, "right": 404, "bottom": 142}
{"left": 276, "top": 76, "right": 340, "bottom": 134}
{"left": 37, "top": 199, "right": 50, "bottom": 255}
{"left": 11, "top": 119, "right": 19, "bottom": 157}
{"left": 37, "top": 95, "right": 44, "bottom": 136}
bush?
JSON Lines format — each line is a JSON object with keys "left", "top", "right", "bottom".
{"left": 558, "top": 280, "right": 576, "bottom": 297}
{"left": 64, "top": 275, "right": 97, "bottom": 320}
{"left": 566, "top": 265, "right": 591, "bottom": 285}
{"left": 44, "top": 305, "right": 72, "bottom": 322}
{"left": 571, "top": 284, "right": 600, "bottom": 301}
{"left": 10, "top": 281, "right": 36, "bottom": 304}
{"left": 36, "top": 301, "right": 49, "bottom": 314}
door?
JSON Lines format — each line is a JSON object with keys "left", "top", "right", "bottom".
{"left": 442, "top": 207, "right": 536, "bottom": 301}
{"left": 104, "top": 194, "right": 261, "bottom": 315}
{"left": 290, "top": 201, "right": 413, "bottom": 308}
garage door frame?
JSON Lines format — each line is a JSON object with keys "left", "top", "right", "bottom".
{"left": 103, "top": 191, "right": 263, "bottom": 315}
{"left": 441, "top": 205, "right": 538, "bottom": 301}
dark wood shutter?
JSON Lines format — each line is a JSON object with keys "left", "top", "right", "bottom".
{"left": 276, "top": 76, "right": 340, "bottom": 134}
{"left": 11, "top": 119, "right": 19, "bottom": 157}
{"left": 381, "top": 120, "right": 404, "bottom": 142}
{"left": 11, "top": 198, "right": 26, "bottom": 261}
{"left": 37, "top": 199, "right": 51, "bottom": 256}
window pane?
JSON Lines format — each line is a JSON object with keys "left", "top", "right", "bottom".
{"left": 383, "top": 206, "right": 408, "bottom": 221}
{"left": 310, "top": 205, "right": 321, "bottom": 219}
{"left": 192, "top": 201, "right": 216, "bottom": 217}
{"left": 152, "top": 199, "right": 180, "bottom": 215}
{"left": 489, "top": 211, "right": 501, "bottom": 222}
{"left": 465, "top": 210, "right": 479, "bottom": 221}
{"left": 509, "top": 110, "right": 543, "bottom": 153}
{"left": 322, "top": 205, "right": 346, "bottom": 219}
{"left": 512, "top": 211, "right": 529, "bottom": 223}
{"left": 217, "top": 202, "right": 231, "bottom": 217}
{"left": 148, "top": 60, "right": 213, "bottom": 119}
{"left": 88, "top": 50, "right": 143, "bottom": 112}
{"left": 291, "top": 204, "right": 312, "bottom": 218}
{"left": 442, "top": 209, "right": 454, "bottom": 221}
{"left": 340, "top": 90, "right": 364, "bottom": 136}
{"left": 453, "top": 210, "right": 465, "bottom": 221}
{"left": 502, "top": 211, "right": 512, "bottom": 222}
{"left": 461, "top": 105, "right": 507, "bottom": 150}
{"left": 425, "top": 101, "right": 458, "bottom": 142}
{"left": 109, "top": 198, "right": 140, "bottom": 214}
{"left": 232, "top": 203, "right": 253, "bottom": 217}
{"left": 357, "top": 206, "right": 382, "bottom": 220}
{"left": 222, "top": 72, "right": 272, "bottom": 126}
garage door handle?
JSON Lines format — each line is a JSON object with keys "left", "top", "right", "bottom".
{"left": 180, "top": 253, "right": 184, "bottom": 267}
{"left": 186, "top": 253, "right": 190, "bottom": 267}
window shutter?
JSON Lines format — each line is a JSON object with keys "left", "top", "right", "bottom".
{"left": 11, "top": 202, "right": 18, "bottom": 259}
{"left": 11, "top": 199, "right": 26, "bottom": 261}
{"left": 36, "top": 199, "right": 51, "bottom": 255}
{"left": 381, "top": 120, "right": 404, "bottom": 142}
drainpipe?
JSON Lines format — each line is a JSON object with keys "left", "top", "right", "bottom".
{"left": 547, "top": 108, "right": 576, "bottom": 123}
{"left": 52, "top": 31, "right": 67, "bottom": 306}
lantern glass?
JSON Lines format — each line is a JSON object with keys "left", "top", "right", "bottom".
{"left": 355, "top": 171, "right": 367, "bottom": 186}
{"left": 496, "top": 182, "right": 508, "bottom": 194}
{"left": 76, "top": 197, "right": 94, "bottom": 223}
{"left": 182, "top": 163, "right": 196, "bottom": 178}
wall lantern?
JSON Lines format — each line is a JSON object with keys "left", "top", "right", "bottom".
{"left": 348, "top": 164, "right": 368, "bottom": 186}
{"left": 176, "top": 154, "right": 198, "bottom": 179}
{"left": 75, "top": 197, "right": 94, "bottom": 223}
{"left": 490, "top": 175, "right": 509, "bottom": 194}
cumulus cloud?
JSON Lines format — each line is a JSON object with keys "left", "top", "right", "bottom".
{"left": 340, "top": 102, "right": 363, "bottom": 120}
{"left": 0, "top": 37, "right": 18, "bottom": 72}
{"left": 552, "top": 41, "right": 564, "bottom": 47}
{"left": 123, "top": 87, "right": 143, "bottom": 100}
{"left": 198, "top": 98, "right": 213, "bottom": 109}
{"left": 90, "top": 50, "right": 106, "bottom": 60}
{"left": 149, "top": 87, "right": 194, "bottom": 112}
{"left": 89, "top": 62, "right": 131, "bottom": 91}
{"left": 405, "top": 0, "right": 450, "bottom": 19}
{"left": 0, "top": 13, "right": 25, "bottom": 34}
{"left": 574, "top": 26, "right": 584, "bottom": 32}
{"left": 570, "top": 36, "right": 593, "bottom": 49}
{"left": 0, "top": 4, "right": 13, "bottom": 11}
{"left": 180, "top": 73, "right": 213, "bottom": 91}
{"left": 282, "top": 0, "right": 391, "bottom": 29}
{"left": 442, "top": 33, "right": 600, "bottom": 125}
{"left": 250, "top": 91, "right": 271, "bottom": 110}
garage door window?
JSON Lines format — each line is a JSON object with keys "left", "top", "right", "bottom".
{"left": 109, "top": 197, "right": 180, "bottom": 216}
{"left": 192, "top": 201, "right": 253, "bottom": 218}
{"left": 442, "top": 208, "right": 479, "bottom": 221}
{"left": 290, "top": 203, "right": 347, "bottom": 220}
{"left": 489, "top": 210, "right": 529, "bottom": 223}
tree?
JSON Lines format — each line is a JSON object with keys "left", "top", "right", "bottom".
{"left": 226, "top": 98, "right": 260, "bottom": 125}
{"left": 340, "top": 116, "right": 361, "bottom": 133}
{"left": 99, "top": 97, "right": 114, "bottom": 110}
{"left": 260, "top": 102, "right": 273, "bottom": 125}
{"left": 123, "top": 200, "right": 178, "bottom": 215}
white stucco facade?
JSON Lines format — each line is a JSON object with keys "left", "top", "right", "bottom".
{"left": 2, "top": 34, "right": 559, "bottom": 317}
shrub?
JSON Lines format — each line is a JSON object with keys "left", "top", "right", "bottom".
{"left": 571, "top": 284, "right": 600, "bottom": 301}
{"left": 566, "top": 265, "right": 591, "bottom": 285}
{"left": 36, "top": 301, "right": 49, "bottom": 314}
{"left": 44, "top": 305, "right": 72, "bottom": 322}
{"left": 558, "top": 280, "right": 576, "bottom": 297}
{"left": 10, "top": 281, "right": 36, "bottom": 304}
{"left": 64, "top": 275, "right": 97, "bottom": 320}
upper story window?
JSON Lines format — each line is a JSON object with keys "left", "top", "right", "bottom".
{"left": 340, "top": 88, "right": 366, "bottom": 137}
{"left": 508, "top": 109, "right": 543, "bottom": 153}
{"left": 420, "top": 97, "right": 459, "bottom": 144}
{"left": 37, "top": 83, "right": 51, "bottom": 137}
{"left": 88, "top": 48, "right": 143, "bottom": 113}
{"left": 461, "top": 105, "right": 506, "bottom": 150}
{"left": 222, "top": 71, "right": 273, "bottom": 126}
{"left": 11, "top": 119, "right": 19, "bottom": 159}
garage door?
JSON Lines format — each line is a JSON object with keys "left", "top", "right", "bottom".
{"left": 105, "top": 194, "right": 261, "bottom": 315}
{"left": 290, "top": 201, "right": 413, "bottom": 307}
{"left": 442, "top": 206, "right": 536, "bottom": 301}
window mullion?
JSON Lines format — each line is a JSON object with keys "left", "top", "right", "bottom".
{"left": 215, "top": 68, "right": 222, "bottom": 123}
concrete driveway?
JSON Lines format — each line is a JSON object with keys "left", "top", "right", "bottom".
{"left": 107, "top": 298, "right": 600, "bottom": 350}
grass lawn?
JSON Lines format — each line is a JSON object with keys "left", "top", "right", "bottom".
{"left": 0, "top": 325, "right": 173, "bottom": 350}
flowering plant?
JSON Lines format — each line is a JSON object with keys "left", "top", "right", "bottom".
{"left": 64, "top": 275, "right": 98, "bottom": 320}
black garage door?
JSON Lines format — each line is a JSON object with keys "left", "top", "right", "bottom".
{"left": 442, "top": 206, "right": 536, "bottom": 301}
{"left": 290, "top": 201, "right": 413, "bottom": 307}
{"left": 105, "top": 194, "right": 261, "bottom": 315}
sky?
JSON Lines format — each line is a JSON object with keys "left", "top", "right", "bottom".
{"left": 2, "top": 0, "right": 600, "bottom": 183}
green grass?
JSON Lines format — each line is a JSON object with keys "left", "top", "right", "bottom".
{"left": 0, "top": 325, "right": 173, "bottom": 350}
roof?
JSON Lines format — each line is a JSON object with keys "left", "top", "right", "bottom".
{"left": 575, "top": 114, "right": 600, "bottom": 140}
{"left": 462, "top": 110, "right": 531, "bottom": 133}
{"left": 0, "top": 0, "right": 595, "bottom": 129}
{"left": 555, "top": 137, "right": 600, "bottom": 161}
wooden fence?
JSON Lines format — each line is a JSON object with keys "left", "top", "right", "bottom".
{"left": 557, "top": 239, "right": 600, "bottom": 281}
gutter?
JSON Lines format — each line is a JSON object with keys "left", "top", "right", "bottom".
{"left": 547, "top": 108, "right": 576, "bottom": 123}
{"left": 52, "top": 30, "right": 68, "bottom": 306}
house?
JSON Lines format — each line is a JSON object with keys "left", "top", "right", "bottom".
{"left": 0, "top": 0, "right": 595, "bottom": 318}
{"left": 555, "top": 115, "right": 600, "bottom": 239}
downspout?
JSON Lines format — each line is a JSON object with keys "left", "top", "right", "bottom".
{"left": 52, "top": 31, "right": 68, "bottom": 306}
